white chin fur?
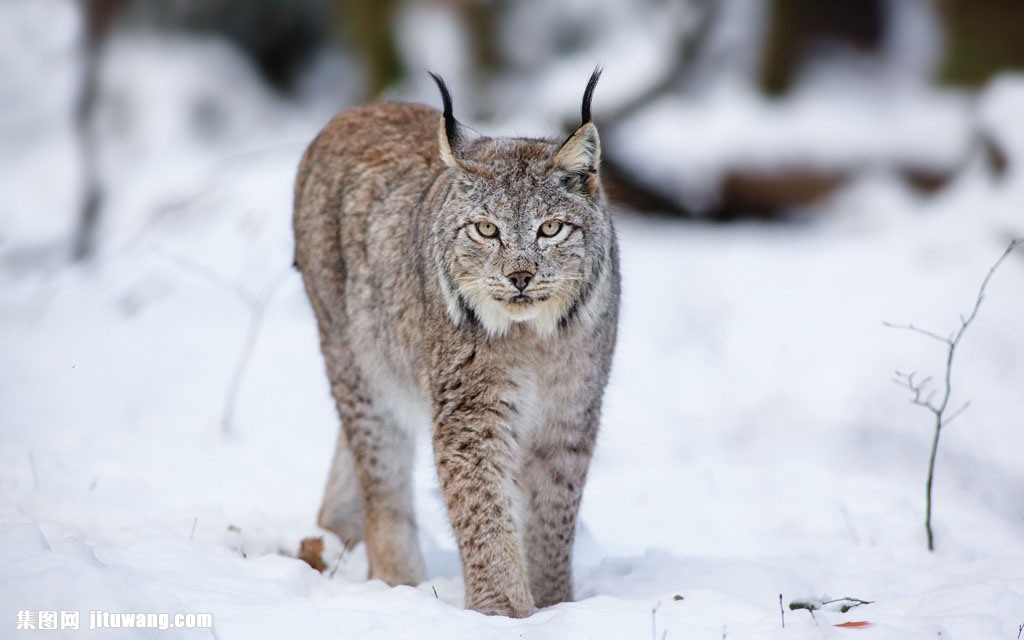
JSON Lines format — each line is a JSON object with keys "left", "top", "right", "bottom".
{"left": 439, "top": 271, "right": 569, "bottom": 338}
{"left": 471, "top": 297, "right": 563, "bottom": 338}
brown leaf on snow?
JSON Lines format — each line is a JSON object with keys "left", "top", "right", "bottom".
{"left": 834, "top": 621, "right": 872, "bottom": 629}
{"left": 298, "top": 536, "right": 326, "bottom": 572}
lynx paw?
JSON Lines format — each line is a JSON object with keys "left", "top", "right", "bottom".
{"left": 467, "top": 583, "right": 535, "bottom": 618}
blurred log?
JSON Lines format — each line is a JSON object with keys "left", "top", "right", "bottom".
{"left": 602, "top": 163, "right": 850, "bottom": 221}
{"left": 719, "top": 168, "right": 847, "bottom": 218}
{"left": 604, "top": 161, "right": 956, "bottom": 220}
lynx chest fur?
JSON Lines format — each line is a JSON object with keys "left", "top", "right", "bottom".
{"left": 293, "top": 71, "right": 619, "bottom": 618}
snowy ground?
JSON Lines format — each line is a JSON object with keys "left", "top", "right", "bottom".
{"left": 3, "top": 23, "right": 1024, "bottom": 640}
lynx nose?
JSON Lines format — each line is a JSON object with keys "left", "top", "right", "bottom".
{"left": 507, "top": 271, "right": 534, "bottom": 292}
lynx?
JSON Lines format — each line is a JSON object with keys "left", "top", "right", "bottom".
{"left": 292, "top": 69, "right": 619, "bottom": 618}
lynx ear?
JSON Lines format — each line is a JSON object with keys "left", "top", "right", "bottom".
{"left": 553, "top": 122, "right": 600, "bottom": 189}
{"left": 429, "top": 72, "right": 478, "bottom": 170}
{"left": 553, "top": 68, "right": 602, "bottom": 197}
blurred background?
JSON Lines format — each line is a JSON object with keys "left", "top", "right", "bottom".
{"left": 3, "top": 0, "right": 1023, "bottom": 268}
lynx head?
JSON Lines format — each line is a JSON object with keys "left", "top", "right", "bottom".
{"left": 429, "top": 69, "right": 614, "bottom": 338}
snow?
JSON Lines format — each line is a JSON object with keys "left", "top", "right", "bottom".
{"left": 3, "top": 18, "right": 1024, "bottom": 640}
{"left": 609, "top": 83, "right": 976, "bottom": 212}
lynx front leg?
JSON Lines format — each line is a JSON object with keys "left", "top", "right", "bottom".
{"left": 521, "top": 408, "right": 598, "bottom": 609}
{"left": 331, "top": 375, "right": 426, "bottom": 587}
{"left": 432, "top": 354, "right": 533, "bottom": 617}
{"left": 318, "top": 427, "right": 365, "bottom": 548}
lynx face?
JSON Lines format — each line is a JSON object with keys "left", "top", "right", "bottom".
{"left": 426, "top": 71, "right": 608, "bottom": 340}
{"left": 438, "top": 146, "right": 605, "bottom": 337}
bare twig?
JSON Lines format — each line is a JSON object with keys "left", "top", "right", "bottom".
{"left": 942, "top": 401, "right": 971, "bottom": 428}
{"left": 153, "top": 246, "right": 292, "bottom": 437}
{"left": 779, "top": 594, "right": 785, "bottom": 628}
{"left": 651, "top": 602, "right": 660, "bottom": 640}
{"left": 886, "top": 238, "right": 1023, "bottom": 551}
{"left": 328, "top": 548, "right": 348, "bottom": 579}
{"left": 882, "top": 322, "right": 951, "bottom": 345}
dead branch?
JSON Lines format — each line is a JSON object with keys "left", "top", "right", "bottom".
{"left": 153, "top": 246, "right": 291, "bottom": 437}
{"left": 886, "top": 237, "right": 1022, "bottom": 551}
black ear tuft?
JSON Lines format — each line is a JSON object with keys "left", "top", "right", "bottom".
{"left": 581, "top": 66, "right": 602, "bottom": 125}
{"left": 429, "top": 71, "right": 459, "bottom": 151}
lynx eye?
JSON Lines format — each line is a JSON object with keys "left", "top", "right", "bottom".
{"left": 538, "top": 220, "right": 563, "bottom": 238}
{"left": 475, "top": 221, "right": 499, "bottom": 238}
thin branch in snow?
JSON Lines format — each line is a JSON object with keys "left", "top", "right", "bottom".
{"left": 886, "top": 237, "right": 1023, "bottom": 551}
{"left": 882, "top": 322, "right": 951, "bottom": 345}
{"left": 942, "top": 401, "right": 972, "bottom": 428}
{"left": 891, "top": 371, "right": 936, "bottom": 410}
{"left": 152, "top": 245, "right": 292, "bottom": 437}
{"left": 327, "top": 548, "right": 349, "bottom": 579}
{"left": 651, "top": 602, "right": 660, "bottom": 640}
